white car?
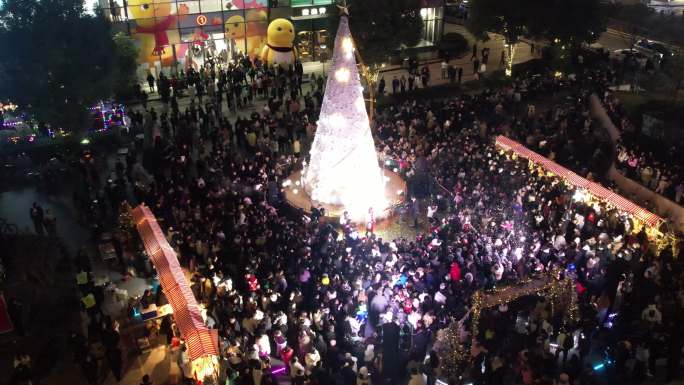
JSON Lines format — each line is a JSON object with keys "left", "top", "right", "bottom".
{"left": 609, "top": 49, "right": 648, "bottom": 68}
{"left": 634, "top": 39, "right": 673, "bottom": 59}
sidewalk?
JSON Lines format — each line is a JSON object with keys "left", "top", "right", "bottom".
{"left": 374, "top": 23, "right": 537, "bottom": 90}
{"left": 140, "top": 23, "right": 537, "bottom": 103}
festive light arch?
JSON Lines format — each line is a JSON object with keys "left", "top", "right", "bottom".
{"left": 131, "top": 205, "right": 219, "bottom": 362}
{"left": 495, "top": 136, "right": 664, "bottom": 228}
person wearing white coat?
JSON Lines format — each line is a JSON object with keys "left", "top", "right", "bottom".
{"left": 290, "top": 357, "right": 306, "bottom": 380}
{"left": 363, "top": 345, "right": 375, "bottom": 367}
{"left": 357, "top": 366, "right": 372, "bottom": 385}
{"left": 305, "top": 348, "right": 321, "bottom": 370}
{"left": 408, "top": 367, "right": 427, "bottom": 385}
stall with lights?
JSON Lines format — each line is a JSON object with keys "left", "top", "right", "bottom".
{"left": 495, "top": 135, "right": 677, "bottom": 255}
{"left": 132, "top": 205, "right": 220, "bottom": 382}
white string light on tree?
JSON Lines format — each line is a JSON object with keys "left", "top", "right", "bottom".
{"left": 302, "top": 7, "right": 387, "bottom": 218}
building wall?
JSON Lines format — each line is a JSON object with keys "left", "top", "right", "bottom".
{"left": 100, "top": 0, "right": 442, "bottom": 80}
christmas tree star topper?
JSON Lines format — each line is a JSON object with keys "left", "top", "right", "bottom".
{"left": 337, "top": 0, "right": 350, "bottom": 16}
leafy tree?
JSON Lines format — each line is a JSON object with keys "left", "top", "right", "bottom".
{"left": 346, "top": 0, "right": 423, "bottom": 65}
{"left": 0, "top": 0, "right": 117, "bottom": 133}
{"left": 544, "top": 0, "right": 607, "bottom": 50}
{"left": 466, "top": 0, "right": 606, "bottom": 74}
{"left": 437, "top": 32, "right": 470, "bottom": 60}
{"left": 465, "top": 0, "right": 547, "bottom": 75}
{"left": 612, "top": 4, "right": 684, "bottom": 48}
{"left": 112, "top": 32, "right": 140, "bottom": 101}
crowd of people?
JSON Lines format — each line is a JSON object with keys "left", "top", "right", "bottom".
{"left": 596, "top": 49, "right": 684, "bottom": 206}
{"left": 15, "top": 49, "right": 684, "bottom": 385}
{"left": 602, "top": 92, "right": 684, "bottom": 204}
{"left": 614, "top": 134, "right": 684, "bottom": 203}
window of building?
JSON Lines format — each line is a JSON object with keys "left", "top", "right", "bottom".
{"left": 420, "top": 7, "right": 443, "bottom": 44}
{"left": 178, "top": 1, "right": 201, "bottom": 15}
{"left": 199, "top": 0, "right": 223, "bottom": 13}
{"left": 294, "top": 18, "right": 329, "bottom": 62}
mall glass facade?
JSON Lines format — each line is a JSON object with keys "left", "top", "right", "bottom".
{"left": 99, "top": 0, "right": 443, "bottom": 80}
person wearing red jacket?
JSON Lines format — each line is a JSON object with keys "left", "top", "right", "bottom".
{"left": 450, "top": 261, "right": 462, "bottom": 282}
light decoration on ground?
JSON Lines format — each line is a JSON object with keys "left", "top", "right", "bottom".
{"left": 503, "top": 42, "right": 516, "bottom": 77}
{"left": 303, "top": 12, "right": 387, "bottom": 218}
{"left": 0, "top": 102, "right": 18, "bottom": 112}
{"left": 469, "top": 269, "right": 579, "bottom": 338}
{"left": 191, "top": 355, "right": 220, "bottom": 383}
{"left": 572, "top": 188, "right": 588, "bottom": 202}
{"left": 436, "top": 318, "right": 465, "bottom": 380}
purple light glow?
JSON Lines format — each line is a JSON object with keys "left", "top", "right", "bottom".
{"left": 271, "top": 366, "right": 286, "bottom": 375}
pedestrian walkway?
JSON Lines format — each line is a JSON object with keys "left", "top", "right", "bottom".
{"left": 140, "top": 22, "right": 537, "bottom": 102}
{"left": 374, "top": 23, "right": 537, "bottom": 91}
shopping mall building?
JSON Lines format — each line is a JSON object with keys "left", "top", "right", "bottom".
{"left": 101, "top": 0, "right": 445, "bottom": 80}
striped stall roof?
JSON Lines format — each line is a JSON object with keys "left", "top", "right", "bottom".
{"left": 132, "top": 205, "right": 219, "bottom": 361}
{"left": 495, "top": 136, "right": 664, "bottom": 228}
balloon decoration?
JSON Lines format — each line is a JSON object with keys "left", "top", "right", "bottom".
{"left": 224, "top": 9, "right": 268, "bottom": 59}
{"left": 127, "top": 0, "right": 187, "bottom": 66}
{"left": 260, "top": 18, "right": 298, "bottom": 65}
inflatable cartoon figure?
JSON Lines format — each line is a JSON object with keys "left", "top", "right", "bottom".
{"left": 128, "top": 0, "right": 188, "bottom": 66}
{"left": 224, "top": 9, "right": 267, "bottom": 59}
{"left": 260, "top": 18, "right": 297, "bottom": 66}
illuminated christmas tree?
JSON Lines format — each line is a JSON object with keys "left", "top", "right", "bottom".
{"left": 302, "top": 9, "right": 387, "bottom": 218}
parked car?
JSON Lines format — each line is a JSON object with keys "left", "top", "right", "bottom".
{"left": 634, "top": 39, "right": 673, "bottom": 59}
{"left": 609, "top": 49, "right": 648, "bottom": 68}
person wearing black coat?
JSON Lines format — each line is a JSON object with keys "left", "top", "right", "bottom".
{"left": 380, "top": 320, "right": 401, "bottom": 383}
{"left": 341, "top": 360, "right": 357, "bottom": 385}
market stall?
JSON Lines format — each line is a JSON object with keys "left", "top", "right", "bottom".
{"left": 131, "top": 205, "right": 219, "bottom": 364}
{"left": 495, "top": 135, "right": 678, "bottom": 254}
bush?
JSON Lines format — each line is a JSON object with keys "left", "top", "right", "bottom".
{"left": 480, "top": 70, "right": 513, "bottom": 89}
{"left": 437, "top": 33, "right": 470, "bottom": 60}
{"left": 511, "top": 58, "right": 549, "bottom": 77}
{"left": 612, "top": 4, "right": 684, "bottom": 48}
{"left": 376, "top": 82, "right": 482, "bottom": 107}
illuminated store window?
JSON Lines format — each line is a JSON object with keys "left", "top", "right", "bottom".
{"left": 420, "top": 7, "right": 443, "bottom": 43}
{"left": 178, "top": 1, "right": 201, "bottom": 14}
{"left": 199, "top": 0, "right": 223, "bottom": 13}
{"left": 291, "top": 0, "right": 333, "bottom": 6}
{"left": 294, "top": 18, "right": 329, "bottom": 62}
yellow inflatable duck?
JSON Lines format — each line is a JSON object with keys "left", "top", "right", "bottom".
{"left": 225, "top": 9, "right": 267, "bottom": 59}
{"left": 260, "top": 18, "right": 297, "bottom": 66}
{"left": 128, "top": 0, "right": 186, "bottom": 66}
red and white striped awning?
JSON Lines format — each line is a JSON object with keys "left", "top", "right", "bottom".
{"left": 495, "top": 136, "right": 664, "bottom": 228}
{"left": 132, "top": 205, "right": 219, "bottom": 361}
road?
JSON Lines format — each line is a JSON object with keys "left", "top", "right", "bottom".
{"left": 647, "top": 0, "right": 684, "bottom": 14}
{"left": 598, "top": 28, "right": 633, "bottom": 51}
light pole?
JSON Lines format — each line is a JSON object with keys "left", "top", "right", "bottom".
{"left": 360, "top": 63, "right": 384, "bottom": 122}
{"left": 320, "top": 44, "right": 328, "bottom": 75}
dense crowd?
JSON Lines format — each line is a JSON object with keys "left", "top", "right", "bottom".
{"left": 602, "top": 92, "right": 684, "bottom": 203}
{"left": 615, "top": 134, "right": 684, "bottom": 203}
{"left": 30, "top": 52, "right": 684, "bottom": 385}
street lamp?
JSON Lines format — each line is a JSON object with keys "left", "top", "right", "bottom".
{"left": 360, "top": 63, "right": 384, "bottom": 121}
{"left": 320, "top": 44, "right": 328, "bottom": 74}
